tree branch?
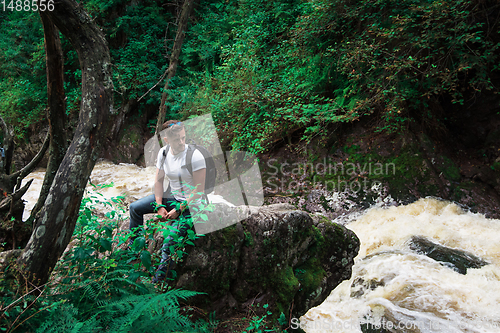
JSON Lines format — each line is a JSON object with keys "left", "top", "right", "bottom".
{"left": 137, "top": 68, "right": 169, "bottom": 102}
{"left": 155, "top": 0, "right": 195, "bottom": 142}
{"left": 29, "top": 11, "right": 69, "bottom": 220}
{"left": 12, "top": 131, "right": 50, "bottom": 192}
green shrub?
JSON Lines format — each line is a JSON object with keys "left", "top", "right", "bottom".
{"left": 177, "top": 0, "right": 500, "bottom": 152}
{"left": 0, "top": 184, "right": 214, "bottom": 333}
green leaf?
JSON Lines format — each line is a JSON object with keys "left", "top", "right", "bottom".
{"left": 176, "top": 250, "right": 184, "bottom": 260}
{"left": 278, "top": 312, "right": 287, "bottom": 325}
{"left": 73, "top": 247, "right": 93, "bottom": 260}
{"left": 132, "top": 237, "right": 146, "bottom": 251}
{"left": 140, "top": 250, "right": 151, "bottom": 270}
{"left": 99, "top": 239, "right": 112, "bottom": 252}
{"left": 103, "top": 225, "right": 113, "bottom": 238}
{"left": 128, "top": 270, "right": 143, "bottom": 281}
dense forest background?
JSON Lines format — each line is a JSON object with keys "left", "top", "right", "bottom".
{"left": 2, "top": 0, "right": 499, "bottom": 155}
{"left": 1, "top": 0, "right": 500, "bottom": 331}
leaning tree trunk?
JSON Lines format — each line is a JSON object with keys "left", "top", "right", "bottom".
{"left": 155, "top": 0, "right": 194, "bottom": 141}
{"left": 28, "top": 11, "right": 69, "bottom": 223}
{"left": 18, "top": 0, "right": 113, "bottom": 287}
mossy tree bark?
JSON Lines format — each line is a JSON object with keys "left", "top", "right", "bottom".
{"left": 17, "top": 0, "right": 113, "bottom": 287}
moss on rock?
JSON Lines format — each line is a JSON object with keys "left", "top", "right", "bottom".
{"left": 165, "top": 203, "right": 359, "bottom": 323}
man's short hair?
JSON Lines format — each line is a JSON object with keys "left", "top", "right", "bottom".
{"left": 162, "top": 120, "right": 184, "bottom": 137}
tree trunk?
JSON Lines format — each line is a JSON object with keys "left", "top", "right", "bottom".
{"left": 18, "top": 0, "right": 113, "bottom": 287}
{"left": 0, "top": 116, "right": 14, "bottom": 175}
{"left": 28, "top": 11, "right": 68, "bottom": 222}
{"left": 0, "top": 131, "right": 49, "bottom": 194}
{"left": 155, "top": 0, "right": 194, "bottom": 140}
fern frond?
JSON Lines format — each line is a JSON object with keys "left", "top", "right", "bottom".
{"left": 95, "top": 289, "right": 203, "bottom": 333}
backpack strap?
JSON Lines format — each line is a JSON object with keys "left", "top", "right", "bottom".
{"left": 161, "top": 144, "right": 170, "bottom": 160}
{"left": 185, "top": 144, "right": 209, "bottom": 203}
{"left": 185, "top": 144, "right": 195, "bottom": 175}
{"left": 161, "top": 145, "right": 172, "bottom": 196}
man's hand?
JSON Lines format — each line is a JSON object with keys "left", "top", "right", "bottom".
{"left": 157, "top": 206, "right": 169, "bottom": 221}
{"left": 166, "top": 208, "right": 180, "bottom": 220}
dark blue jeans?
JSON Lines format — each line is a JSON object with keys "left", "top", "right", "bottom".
{"left": 129, "top": 194, "right": 191, "bottom": 262}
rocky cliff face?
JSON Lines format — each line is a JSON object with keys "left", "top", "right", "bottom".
{"left": 148, "top": 203, "right": 360, "bottom": 321}
{"left": 260, "top": 114, "right": 500, "bottom": 220}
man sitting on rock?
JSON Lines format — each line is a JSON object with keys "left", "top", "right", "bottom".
{"left": 128, "top": 120, "right": 206, "bottom": 283}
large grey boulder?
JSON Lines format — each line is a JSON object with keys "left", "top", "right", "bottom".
{"left": 153, "top": 203, "right": 359, "bottom": 321}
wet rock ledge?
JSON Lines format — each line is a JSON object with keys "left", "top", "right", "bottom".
{"left": 154, "top": 203, "right": 360, "bottom": 322}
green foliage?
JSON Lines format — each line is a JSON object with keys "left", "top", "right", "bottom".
{"left": 2, "top": 0, "right": 499, "bottom": 151}
{"left": 243, "top": 303, "right": 280, "bottom": 333}
{"left": 34, "top": 289, "right": 203, "bottom": 333}
{"left": 0, "top": 11, "right": 46, "bottom": 139}
{"left": 325, "top": 0, "right": 500, "bottom": 133}
{"left": 0, "top": 184, "right": 213, "bottom": 333}
{"left": 176, "top": 0, "right": 500, "bottom": 152}
{"left": 64, "top": 0, "right": 177, "bottom": 115}
{"left": 0, "top": 0, "right": 177, "bottom": 141}
{"left": 147, "top": 186, "right": 213, "bottom": 279}
{"left": 179, "top": 0, "right": 325, "bottom": 153}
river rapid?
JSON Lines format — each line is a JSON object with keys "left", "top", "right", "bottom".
{"left": 22, "top": 161, "right": 156, "bottom": 220}
{"left": 300, "top": 198, "right": 500, "bottom": 332}
{"left": 22, "top": 161, "right": 500, "bottom": 332}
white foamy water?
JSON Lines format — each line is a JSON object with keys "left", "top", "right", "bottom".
{"left": 22, "top": 160, "right": 157, "bottom": 220}
{"left": 300, "top": 198, "right": 500, "bottom": 332}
